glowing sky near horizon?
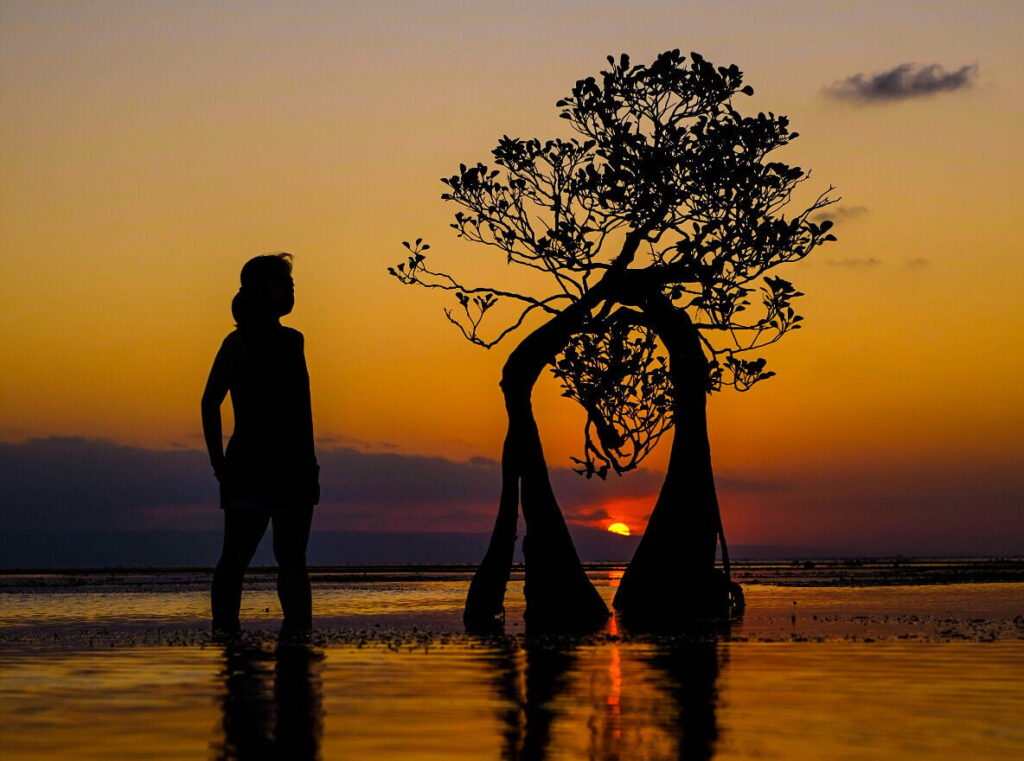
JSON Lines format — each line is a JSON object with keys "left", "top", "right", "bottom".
{"left": 0, "top": 1, "right": 1021, "bottom": 551}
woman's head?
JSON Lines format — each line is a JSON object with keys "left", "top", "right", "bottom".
{"left": 232, "top": 253, "right": 295, "bottom": 327}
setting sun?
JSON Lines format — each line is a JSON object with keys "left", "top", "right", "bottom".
{"left": 607, "top": 523, "right": 631, "bottom": 536}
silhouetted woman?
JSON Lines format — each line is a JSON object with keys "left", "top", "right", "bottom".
{"left": 203, "top": 253, "right": 319, "bottom": 634}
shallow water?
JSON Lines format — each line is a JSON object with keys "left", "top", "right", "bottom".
{"left": 0, "top": 566, "right": 1022, "bottom": 759}
{"left": 1, "top": 640, "right": 1021, "bottom": 760}
{"left": 2, "top": 565, "right": 1021, "bottom": 640}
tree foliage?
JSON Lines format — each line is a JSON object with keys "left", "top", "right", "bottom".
{"left": 391, "top": 50, "right": 836, "bottom": 478}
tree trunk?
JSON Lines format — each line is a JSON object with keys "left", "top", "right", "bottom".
{"left": 613, "top": 294, "right": 742, "bottom": 625}
{"left": 462, "top": 423, "right": 521, "bottom": 631}
{"left": 464, "top": 294, "right": 611, "bottom": 633}
{"left": 509, "top": 380, "right": 608, "bottom": 632}
{"left": 463, "top": 231, "right": 655, "bottom": 632}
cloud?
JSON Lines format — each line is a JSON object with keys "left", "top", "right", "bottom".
{"left": 314, "top": 434, "right": 399, "bottom": 451}
{"left": 563, "top": 506, "right": 612, "bottom": 523}
{"left": 824, "top": 258, "right": 883, "bottom": 268}
{"left": 725, "top": 461, "right": 1024, "bottom": 557}
{"left": 825, "top": 63, "right": 978, "bottom": 103}
{"left": 714, "top": 472, "right": 788, "bottom": 493}
{"left": 0, "top": 437, "right": 213, "bottom": 531}
{"left": 0, "top": 437, "right": 665, "bottom": 533}
{"left": 811, "top": 205, "right": 869, "bottom": 225}
{"left": 3, "top": 438, "right": 1018, "bottom": 557}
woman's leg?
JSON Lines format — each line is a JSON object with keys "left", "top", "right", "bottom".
{"left": 272, "top": 507, "right": 314, "bottom": 632}
{"left": 212, "top": 509, "right": 271, "bottom": 632}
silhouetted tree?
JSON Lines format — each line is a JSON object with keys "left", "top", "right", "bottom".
{"left": 391, "top": 50, "right": 836, "bottom": 628}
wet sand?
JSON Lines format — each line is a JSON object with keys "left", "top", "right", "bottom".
{"left": 2, "top": 558, "right": 1021, "bottom": 644}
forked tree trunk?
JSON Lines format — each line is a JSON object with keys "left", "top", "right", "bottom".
{"left": 613, "top": 294, "right": 742, "bottom": 625}
{"left": 463, "top": 231, "right": 655, "bottom": 632}
{"left": 464, "top": 296, "right": 611, "bottom": 633}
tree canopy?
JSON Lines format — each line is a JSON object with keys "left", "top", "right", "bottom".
{"left": 391, "top": 50, "right": 836, "bottom": 478}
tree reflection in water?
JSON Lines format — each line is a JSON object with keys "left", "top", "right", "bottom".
{"left": 485, "top": 622, "right": 726, "bottom": 761}
{"left": 210, "top": 627, "right": 723, "bottom": 760}
{"left": 487, "top": 639, "right": 578, "bottom": 761}
{"left": 646, "top": 640, "right": 723, "bottom": 761}
{"left": 214, "top": 640, "right": 324, "bottom": 761}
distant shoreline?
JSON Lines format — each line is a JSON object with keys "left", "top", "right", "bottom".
{"left": 2, "top": 557, "right": 1021, "bottom": 587}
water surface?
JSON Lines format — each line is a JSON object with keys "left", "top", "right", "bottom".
{"left": 1, "top": 563, "right": 1021, "bottom": 760}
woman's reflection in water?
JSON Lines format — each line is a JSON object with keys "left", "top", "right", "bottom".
{"left": 214, "top": 640, "right": 325, "bottom": 761}
{"left": 484, "top": 624, "right": 726, "bottom": 761}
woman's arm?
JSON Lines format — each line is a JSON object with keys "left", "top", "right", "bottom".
{"left": 293, "top": 329, "right": 320, "bottom": 505}
{"left": 201, "top": 336, "right": 234, "bottom": 478}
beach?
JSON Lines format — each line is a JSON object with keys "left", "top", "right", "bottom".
{"left": 1, "top": 560, "right": 1021, "bottom": 760}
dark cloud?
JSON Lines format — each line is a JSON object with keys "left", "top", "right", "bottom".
{"left": 0, "top": 437, "right": 212, "bottom": 531}
{"left": 714, "top": 472, "right": 788, "bottom": 493}
{"left": 3, "top": 438, "right": 1018, "bottom": 559}
{"left": 724, "top": 458, "right": 1024, "bottom": 557}
{"left": 0, "top": 437, "right": 794, "bottom": 538}
{"left": 563, "top": 506, "right": 613, "bottom": 523}
{"left": 811, "top": 205, "right": 869, "bottom": 225}
{"left": 0, "top": 437, "right": 665, "bottom": 534}
{"left": 826, "top": 63, "right": 978, "bottom": 103}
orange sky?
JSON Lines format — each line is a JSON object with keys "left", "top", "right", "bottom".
{"left": 1, "top": 1, "right": 1021, "bottom": 551}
